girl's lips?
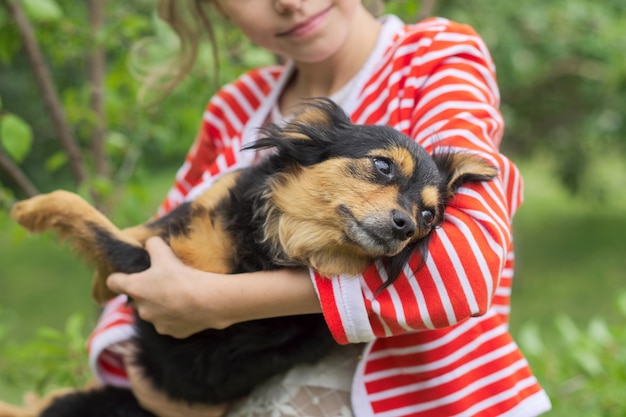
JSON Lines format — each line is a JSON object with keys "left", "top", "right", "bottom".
{"left": 276, "top": 6, "right": 332, "bottom": 38}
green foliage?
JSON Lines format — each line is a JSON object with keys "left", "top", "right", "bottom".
{"left": 0, "top": 310, "right": 90, "bottom": 398}
{"left": 0, "top": 111, "right": 33, "bottom": 163}
{"left": 436, "top": 0, "right": 626, "bottom": 197}
{"left": 517, "top": 293, "right": 626, "bottom": 416}
{"left": 384, "top": 1, "right": 421, "bottom": 21}
{"left": 509, "top": 157, "right": 626, "bottom": 333}
{"left": 1, "top": 0, "right": 623, "bottom": 200}
{"left": 0, "top": 0, "right": 278, "bottom": 203}
{"left": 21, "top": 0, "right": 63, "bottom": 23}
{"left": 508, "top": 158, "right": 626, "bottom": 416}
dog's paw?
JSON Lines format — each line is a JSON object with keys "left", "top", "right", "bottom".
{"left": 0, "top": 398, "right": 37, "bottom": 417}
{"left": 11, "top": 198, "right": 48, "bottom": 233}
{"left": 11, "top": 190, "right": 87, "bottom": 234}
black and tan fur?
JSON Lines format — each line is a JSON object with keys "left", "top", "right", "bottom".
{"left": 3, "top": 98, "right": 497, "bottom": 417}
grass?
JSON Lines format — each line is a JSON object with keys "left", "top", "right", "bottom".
{"left": 0, "top": 171, "right": 176, "bottom": 403}
{"left": 0, "top": 171, "right": 175, "bottom": 341}
{"left": 509, "top": 157, "right": 626, "bottom": 333}
{"left": 0, "top": 223, "right": 96, "bottom": 337}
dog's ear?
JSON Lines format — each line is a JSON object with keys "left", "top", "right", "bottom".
{"left": 432, "top": 152, "right": 498, "bottom": 200}
{"left": 244, "top": 98, "right": 351, "bottom": 166}
{"left": 288, "top": 98, "right": 342, "bottom": 130}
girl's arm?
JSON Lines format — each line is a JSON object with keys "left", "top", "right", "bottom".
{"left": 311, "top": 19, "right": 523, "bottom": 344}
{"left": 107, "top": 236, "right": 321, "bottom": 338}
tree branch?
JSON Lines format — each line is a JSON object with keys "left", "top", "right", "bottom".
{"left": 418, "top": 0, "right": 438, "bottom": 21}
{"left": 6, "top": 0, "right": 86, "bottom": 185}
{"left": 89, "top": 0, "right": 108, "bottom": 179}
{"left": 0, "top": 148, "right": 39, "bottom": 197}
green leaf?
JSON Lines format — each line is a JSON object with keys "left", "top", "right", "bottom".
{"left": 555, "top": 314, "right": 581, "bottom": 345}
{"left": 517, "top": 322, "right": 545, "bottom": 356}
{"left": 45, "top": 151, "right": 68, "bottom": 172}
{"left": 65, "top": 313, "right": 82, "bottom": 335}
{"left": 588, "top": 317, "right": 613, "bottom": 346}
{"left": 572, "top": 348, "right": 604, "bottom": 376}
{"left": 0, "top": 114, "right": 33, "bottom": 163}
{"left": 35, "top": 327, "right": 64, "bottom": 342}
{"left": 105, "top": 131, "right": 129, "bottom": 157}
{"left": 21, "top": 0, "right": 63, "bottom": 23}
{"left": 91, "top": 176, "right": 114, "bottom": 198}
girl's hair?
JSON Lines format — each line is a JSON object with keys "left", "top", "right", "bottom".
{"left": 130, "top": 0, "right": 218, "bottom": 105}
{"left": 137, "top": 0, "right": 385, "bottom": 104}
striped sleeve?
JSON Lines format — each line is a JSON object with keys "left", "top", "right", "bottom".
{"left": 312, "top": 19, "right": 523, "bottom": 344}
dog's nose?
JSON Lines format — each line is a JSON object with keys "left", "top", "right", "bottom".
{"left": 391, "top": 210, "right": 416, "bottom": 240}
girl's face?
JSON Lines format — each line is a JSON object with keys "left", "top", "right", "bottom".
{"left": 214, "top": 0, "right": 364, "bottom": 64}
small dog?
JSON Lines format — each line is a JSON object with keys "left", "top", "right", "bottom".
{"left": 4, "top": 98, "right": 496, "bottom": 417}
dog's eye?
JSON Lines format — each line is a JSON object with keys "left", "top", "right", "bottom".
{"left": 421, "top": 210, "right": 435, "bottom": 227}
{"left": 373, "top": 158, "right": 393, "bottom": 177}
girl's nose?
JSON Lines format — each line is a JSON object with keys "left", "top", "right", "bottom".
{"left": 273, "top": 0, "right": 304, "bottom": 14}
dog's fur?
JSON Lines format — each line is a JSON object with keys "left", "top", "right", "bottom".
{"left": 4, "top": 99, "right": 496, "bottom": 417}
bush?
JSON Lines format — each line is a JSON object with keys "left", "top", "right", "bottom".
{"left": 0, "top": 310, "right": 90, "bottom": 401}
{"left": 517, "top": 292, "right": 626, "bottom": 416}
{"left": 436, "top": 0, "right": 626, "bottom": 197}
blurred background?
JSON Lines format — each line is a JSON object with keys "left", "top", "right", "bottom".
{"left": 0, "top": 0, "right": 624, "bottom": 415}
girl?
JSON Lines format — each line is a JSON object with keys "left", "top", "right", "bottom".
{"left": 91, "top": 1, "right": 552, "bottom": 416}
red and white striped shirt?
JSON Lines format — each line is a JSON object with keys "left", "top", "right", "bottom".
{"left": 88, "top": 16, "right": 551, "bottom": 416}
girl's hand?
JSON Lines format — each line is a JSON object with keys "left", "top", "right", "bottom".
{"left": 106, "top": 236, "right": 230, "bottom": 337}
{"left": 107, "top": 236, "right": 322, "bottom": 338}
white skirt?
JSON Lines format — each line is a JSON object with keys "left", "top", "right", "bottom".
{"left": 227, "top": 344, "right": 364, "bottom": 417}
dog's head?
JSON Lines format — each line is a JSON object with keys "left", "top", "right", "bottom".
{"left": 246, "top": 98, "right": 497, "bottom": 286}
